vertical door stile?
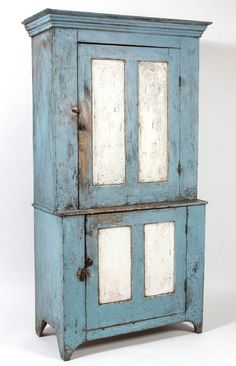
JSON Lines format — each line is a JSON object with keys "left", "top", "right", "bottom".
{"left": 78, "top": 45, "right": 92, "bottom": 202}
{"left": 85, "top": 216, "right": 99, "bottom": 329}
{"left": 168, "top": 48, "right": 181, "bottom": 197}
{"left": 131, "top": 223, "right": 145, "bottom": 300}
{"left": 125, "top": 59, "right": 138, "bottom": 187}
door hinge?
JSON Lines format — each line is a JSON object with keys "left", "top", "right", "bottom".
{"left": 177, "top": 161, "right": 182, "bottom": 175}
{"left": 179, "top": 76, "right": 182, "bottom": 88}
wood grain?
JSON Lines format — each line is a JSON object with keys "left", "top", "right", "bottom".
{"left": 138, "top": 61, "right": 168, "bottom": 182}
{"left": 98, "top": 226, "right": 131, "bottom": 303}
{"left": 92, "top": 59, "right": 125, "bottom": 185}
{"left": 144, "top": 222, "right": 174, "bottom": 296}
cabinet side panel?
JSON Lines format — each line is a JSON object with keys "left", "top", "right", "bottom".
{"left": 62, "top": 215, "right": 86, "bottom": 350}
{"left": 53, "top": 29, "right": 78, "bottom": 210}
{"left": 32, "top": 30, "right": 55, "bottom": 209}
{"left": 186, "top": 204, "right": 206, "bottom": 331}
{"left": 34, "top": 209, "right": 63, "bottom": 330}
{"left": 180, "top": 37, "right": 199, "bottom": 198}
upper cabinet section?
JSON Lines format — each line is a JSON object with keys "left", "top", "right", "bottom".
{"left": 23, "top": 9, "right": 211, "bottom": 212}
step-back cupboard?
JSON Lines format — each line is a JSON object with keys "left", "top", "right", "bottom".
{"left": 23, "top": 8, "right": 210, "bottom": 361}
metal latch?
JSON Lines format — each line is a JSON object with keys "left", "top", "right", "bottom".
{"left": 72, "top": 106, "right": 86, "bottom": 130}
{"left": 76, "top": 258, "right": 93, "bottom": 281}
{"left": 72, "top": 107, "right": 80, "bottom": 114}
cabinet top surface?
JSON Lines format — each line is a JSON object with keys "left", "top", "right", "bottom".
{"left": 23, "top": 8, "right": 211, "bottom": 37}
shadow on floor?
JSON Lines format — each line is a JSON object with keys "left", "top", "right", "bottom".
{"left": 42, "top": 321, "right": 193, "bottom": 360}
{"left": 73, "top": 323, "right": 193, "bottom": 359}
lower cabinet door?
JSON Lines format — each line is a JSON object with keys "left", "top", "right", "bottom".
{"left": 86, "top": 207, "right": 186, "bottom": 330}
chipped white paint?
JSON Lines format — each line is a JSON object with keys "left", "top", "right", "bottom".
{"left": 92, "top": 59, "right": 125, "bottom": 185}
{"left": 138, "top": 61, "right": 168, "bottom": 182}
{"left": 98, "top": 226, "right": 131, "bottom": 304}
{"left": 144, "top": 222, "right": 175, "bottom": 296}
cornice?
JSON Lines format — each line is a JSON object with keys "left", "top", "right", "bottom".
{"left": 22, "top": 8, "right": 212, "bottom": 38}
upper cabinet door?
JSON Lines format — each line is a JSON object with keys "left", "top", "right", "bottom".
{"left": 78, "top": 44, "right": 180, "bottom": 208}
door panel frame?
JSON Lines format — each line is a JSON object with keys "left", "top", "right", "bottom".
{"left": 85, "top": 207, "right": 186, "bottom": 329}
{"left": 78, "top": 43, "right": 181, "bottom": 208}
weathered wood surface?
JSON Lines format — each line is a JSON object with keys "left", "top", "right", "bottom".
{"left": 77, "top": 29, "right": 181, "bottom": 48}
{"left": 34, "top": 204, "right": 206, "bottom": 359}
{"left": 34, "top": 210, "right": 86, "bottom": 361}
{"left": 180, "top": 37, "right": 199, "bottom": 199}
{"left": 53, "top": 198, "right": 208, "bottom": 216}
{"left": 86, "top": 207, "right": 186, "bottom": 329}
{"left": 24, "top": 9, "right": 210, "bottom": 361}
{"left": 78, "top": 44, "right": 180, "bottom": 208}
{"left": 32, "top": 29, "right": 78, "bottom": 212}
{"left": 92, "top": 59, "right": 125, "bottom": 185}
{"left": 145, "top": 222, "right": 175, "bottom": 296}
{"left": 31, "top": 28, "right": 201, "bottom": 211}
{"left": 138, "top": 61, "right": 168, "bottom": 183}
{"left": 32, "top": 30, "right": 55, "bottom": 210}
{"left": 186, "top": 204, "right": 206, "bottom": 332}
{"left": 23, "top": 8, "right": 211, "bottom": 38}
{"left": 61, "top": 215, "right": 86, "bottom": 358}
{"left": 98, "top": 227, "right": 131, "bottom": 303}
{"left": 34, "top": 209, "right": 63, "bottom": 336}
{"left": 53, "top": 29, "right": 78, "bottom": 211}
{"left": 87, "top": 312, "right": 185, "bottom": 341}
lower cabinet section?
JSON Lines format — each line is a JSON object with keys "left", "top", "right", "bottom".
{"left": 34, "top": 203, "right": 206, "bottom": 360}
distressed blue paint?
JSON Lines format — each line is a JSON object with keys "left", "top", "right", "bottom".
{"left": 32, "top": 28, "right": 78, "bottom": 212}
{"left": 53, "top": 29, "right": 78, "bottom": 211}
{"left": 77, "top": 29, "right": 181, "bottom": 48}
{"left": 132, "top": 224, "right": 144, "bottom": 301}
{"left": 125, "top": 59, "right": 138, "bottom": 187}
{"left": 78, "top": 44, "right": 180, "bottom": 208}
{"left": 23, "top": 8, "right": 211, "bottom": 38}
{"left": 60, "top": 215, "right": 86, "bottom": 359}
{"left": 26, "top": 11, "right": 209, "bottom": 211}
{"left": 180, "top": 37, "right": 200, "bottom": 199}
{"left": 186, "top": 205, "right": 206, "bottom": 332}
{"left": 34, "top": 210, "right": 86, "bottom": 361}
{"left": 86, "top": 208, "right": 186, "bottom": 329}
{"left": 23, "top": 8, "right": 210, "bottom": 361}
{"left": 34, "top": 209, "right": 63, "bottom": 334}
{"left": 87, "top": 312, "right": 186, "bottom": 341}
{"left": 34, "top": 201, "right": 206, "bottom": 359}
{"left": 32, "top": 30, "right": 55, "bottom": 211}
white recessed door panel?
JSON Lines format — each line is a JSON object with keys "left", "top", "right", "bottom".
{"left": 98, "top": 226, "right": 131, "bottom": 304}
{"left": 92, "top": 59, "right": 125, "bottom": 185}
{"left": 138, "top": 61, "right": 168, "bottom": 183}
{"left": 145, "top": 222, "right": 175, "bottom": 296}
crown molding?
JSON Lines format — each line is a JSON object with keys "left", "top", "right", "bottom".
{"left": 22, "top": 8, "right": 212, "bottom": 38}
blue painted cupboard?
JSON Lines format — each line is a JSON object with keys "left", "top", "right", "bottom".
{"left": 23, "top": 8, "right": 211, "bottom": 361}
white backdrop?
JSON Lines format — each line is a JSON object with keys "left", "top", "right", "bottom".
{"left": 0, "top": 1, "right": 235, "bottom": 365}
